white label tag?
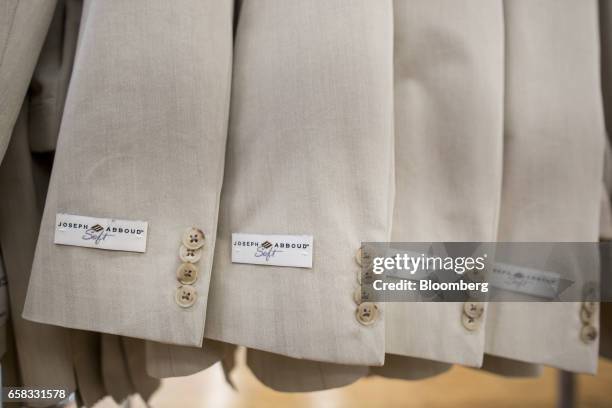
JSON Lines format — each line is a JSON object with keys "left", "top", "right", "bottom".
{"left": 231, "top": 233, "right": 313, "bottom": 268}
{"left": 489, "top": 262, "right": 560, "bottom": 299}
{"left": 54, "top": 213, "right": 148, "bottom": 253}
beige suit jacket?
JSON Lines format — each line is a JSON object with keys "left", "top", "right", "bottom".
{"left": 203, "top": 0, "right": 393, "bottom": 366}
{"left": 18, "top": 0, "right": 606, "bottom": 385}
{"left": 243, "top": 0, "right": 605, "bottom": 388}
{"left": 384, "top": 0, "right": 503, "bottom": 369}
{"left": 484, "top": 0, "right": 603, "bottom": 375}
{"left": 148, "top": 0, "right": 502, "bottom": 386}
{"left": 0, "top": 103, "right": 76, "bottom": 396}
{"left": 486, "top": 0, "right": 605, "bottom": 373}
{"left": 25, "top": 0, "right": 395, "bottom": 368}
{"left": 1, "top": 2, "right": 159, "bottom": 402}
{"left": 24, "top": 0, "right": 235, "bottom": 348}
{"left": 0, "top": 0, "right": 56, "bottom": 163}
{"left": 0, "top": 3, "right": 86, "bottom": 400}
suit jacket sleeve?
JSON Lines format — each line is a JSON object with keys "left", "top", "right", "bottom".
{"left": 485, "top": 0, "right": 604, "bottom": 374}
{"left": 0, "top": 0, "right": 57, "bottom": 163}
{"left": 23, "top": 0, "right": 234, "bottom": 347}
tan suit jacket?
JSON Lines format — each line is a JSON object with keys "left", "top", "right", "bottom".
{"left": 384, "top": 0, "right": 503, "bottom": 369}
{"left": 242, "top": 0, "right": 604, "bottom": 388}
{"left": 484, "top": 0, "right": 603, "bottom": 375}
{"left": 1, "top": 2, "right": 160, "bottom": 403}
{"left": 0, "top": 103, "right": 77, "bottom": 396}
{"left": 24, "top": 0, "right": 235, "bottom": 349}
{"left": 0, "top": 0, "right": 56, "bottom": 163}
{"left": 16, "top": 0, "right": 606, "bottom": 389}
{"left": 149, "top": 0, "right": 503, "bottom": 387}
{"left": 25, "top": 0, "right": 395, "bottom": 368}
{"left": 203, "top": 0, "right": 393, "bottom": 366}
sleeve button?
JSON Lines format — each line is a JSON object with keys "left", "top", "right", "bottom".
{"left": 176, "top": 263, "right": 199, "bottom": 285}
{"left": 179, "top": 245, "right": 203, "bottom": 263}
{"left": 463, "top": 301, "right": 485, "bottom": 319}
{"left": 175, "top": 285, "right": 197, "bottom": 308}
{"left": 580, "top": 325, "right": 598, "bottom": 344}
{"left": 356, "top": 302, "right": 379, "bottom": 326}
{"left": 461, "top": 313, "right": 480, "bottom": 331}
{"left": 182, "top": 227, "right": 205, "bottom": 250}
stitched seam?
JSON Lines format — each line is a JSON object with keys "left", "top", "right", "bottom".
{"left": 198, "top": 5, "right": 235, "bottom": 347}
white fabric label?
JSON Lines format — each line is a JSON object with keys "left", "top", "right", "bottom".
{"left": 54, "top": 213, "right": 148, "bottom": 253}
{"left": 231, "top": 233, "right": 313, "bottom": 268}
{"left": 489, "top": 262, "right": 560, "bottom": 299}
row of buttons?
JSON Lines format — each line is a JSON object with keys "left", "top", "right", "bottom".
{"left": 352, "top": 256, "right": 599, "bottom": 343}
{"left": 462, "top": 268, "right": 485, "bottom": 331}
{"left": 175, "top": 227, "right": 205, "bottom": 308}
{"left": 580, "top": 301, "right": 597, "bottom": 344}
{"left": 355, "top": 247, "right": 374, "bottom": 285}
{"left": 171, "top": 239, "right": 599, "bottom": 346}
{"left": 354, "top": 247, "right": 379, "bottom": 326}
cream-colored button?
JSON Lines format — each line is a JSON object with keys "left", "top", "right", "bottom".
{"left": 463, "top": 301, "right": 485, "bottom": 319}
{"left": 355, "top": 247, "right": 372, "bottom": 267}
{"left": 176, "top": 262, "right": 199, "bottom": 285}
{"left": 583, "top": 301, "right": 597, "bottom": 314}
{"left": 465, "top": 268, "right": 485, "bottom": 283}
{"left": 182, "top": 227, "right": 205, "bottom": 250}
{"left": 356, "top": 270, "right": 373, "bottom": 285}
{"left": 462, "top": 313, "right": 480, "bottom": 331}
{"left": 362, "top": 270, "right": 374, "bottom": 284}
{"left": 356, "top": 302, "right": 378, "bottom": 326}
{"left": 353, "top": 287, "right": 362, "bottom": 304}
{"left": 353, "top": 287, "right": 371, "bottom": 304}
{"left": 175, "top": 285, "right": 197, "bottom": 308}
{"left": 580, "top": 307, "right": 595, "bottom": 325}
{"left": 580, "top": 325, "right": 598, "bottom": 344}
{"left": 179, "top": 245, "right": 202, "bottom": 263}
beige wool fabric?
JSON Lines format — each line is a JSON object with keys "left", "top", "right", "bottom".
{"left": 484, "top": 0, "right": 604, "bottom": 375}
{"left": 384, "top": 0, "right": 504, "bottom": 370}
{"left": 7, "top": 0, "right": 606, "bottom": 388}
{"left": 24, "top": 0, "right": 235, "bottom": 347}
{"left": 202, "top": 0, "right": 394, "bottom": 366}
{"left": 145, "top": 0, "right": 395, "bottom": 376}
{"left": 0, "top": 0, "right": 57, "bottom": 162}
{"left": 1, "top": 3, "right": 162, "bottom": 402}
{"left": 0, "top": 102, "right": 77, "bottom": 400}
